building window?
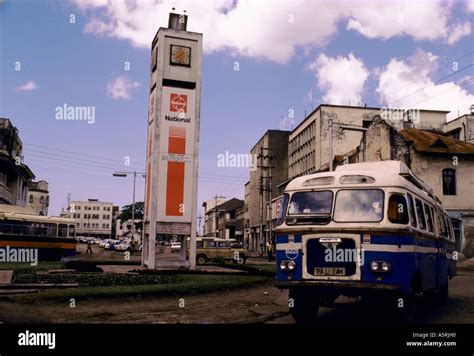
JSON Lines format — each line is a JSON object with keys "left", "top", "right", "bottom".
{"left": 39, "top": 196, "right": 44, "bottom": 204}
{"left": 442, "top": 169, "right": 456, "bottom": 195}
{"left": 29, "top": 195, "right": 33, "bottom": 203}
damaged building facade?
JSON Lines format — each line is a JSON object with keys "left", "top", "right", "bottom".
{"left": 336, "top": 116, "right": 474, "bottom": 257}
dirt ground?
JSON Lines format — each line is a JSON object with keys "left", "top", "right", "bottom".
{"left": 0, "top": 270, "right": 472, "bottom": 324}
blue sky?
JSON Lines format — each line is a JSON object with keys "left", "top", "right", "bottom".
{"left": 1, "top": 0, "right": 473, "bottom": 217}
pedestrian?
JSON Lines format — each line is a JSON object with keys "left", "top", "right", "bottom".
{"left": 86, "top": 240, "right": 93, "bottom": 255}
{"left": 266, "top": 241, "right": 273, "bottom": 262}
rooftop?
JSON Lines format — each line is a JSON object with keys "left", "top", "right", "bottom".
{"left": 400, "top": 128, "right": 474, "bottom": 155}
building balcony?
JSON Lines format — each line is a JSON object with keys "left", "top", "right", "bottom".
{"left": 0, "top": 182, "right": 14, "bottom": 204}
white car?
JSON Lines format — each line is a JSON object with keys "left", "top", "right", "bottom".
{"left": 115, "top": 240, "right": 132, "bottom": 252}
{"left": 170, "top": 242, "right": 181, "bottom": 253}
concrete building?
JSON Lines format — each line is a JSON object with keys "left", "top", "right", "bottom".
{"left": 203, "top": 198, "right": 244, "bottom": 241}
{"left": 202, "top": 196, "right": 227, "bottom": 237}
{"left": 0, "top": 118, "right": 35, "bottom": 206}
{"left": 288, "top": 104, "right": 450, "bottom": 178}
{"left": 68, "top": 199, "right": 113, "bottom": 238}
{"left": 335, "top": 117, "right": 474, "bottom": 256}
{"left": 116, "top": 218, "right": 142, "bottom": 240}
{"left": 444, "top": 113, "right": 474, "bottom": 143}
{"left": 27, "top": 180, "right": 49, "bottom": 215}
{"left": 247, "top": 129, "right": 290, "bottom": 252}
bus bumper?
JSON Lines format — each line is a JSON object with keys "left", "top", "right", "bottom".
{"left": 275, "top": 280, "right": 400, "bottom": 296}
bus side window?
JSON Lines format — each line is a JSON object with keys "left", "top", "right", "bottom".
{"left": 58, "top": 224, "right": 68, "bottom": 237}
{"left": 436, "top": 210, "right": 445, "bottom": 237}
{"left": 388, "top": 194, "right": 409, "bottom": 224}
{"left": 446, "top": 217, "right": 454, "bottom": 241}
{"left": 424, "top": 203, "right": 434, "bottom": 233}
{"left": 430, "top": 207, "right": 439, "bottom": 235}
{"left": 415, "top": 199, "right": 426, "bottom": 230}
{"left": 407, "top": 193, "right": 417, "bottom": 228}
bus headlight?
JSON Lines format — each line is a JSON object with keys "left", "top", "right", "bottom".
{"left": 279, "top": 260, "right": 296, "bottom": 272}
{"left": 370, "top": 261, "right": 391, "bottom": 273}
{"left": 381, "top": 262, "right": 391, "bottom": 272}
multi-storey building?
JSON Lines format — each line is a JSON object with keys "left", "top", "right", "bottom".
{"left": 444, "top": 112, "right": 474, "bottom": 143}
{"left": 0, "top": 118, "right": 35, "bottom": 206}
{"left": 202, "top": 196, "right": 227, "bottom": 237}
{"left": 68, "top": 199, "right": 113, "bottom": 238}
{"left": 247, "top": 129, "right": 290, "bottom": 252}
{"left": 27, "top": 180, "right": 49, "bottom": 215}
{"left": 203, "top": 198, "right": 244, "bottom": 241}
{"left": 288, "top": 104, "right": 450, "bottom": 178}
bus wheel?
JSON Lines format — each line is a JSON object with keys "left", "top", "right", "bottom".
{"left": 437, "top": 280, "right": 449, "bottom": 306}
{"left": 288, "top": 289, "right": 319, "bottom": 324}
{"left": 196, "top": 255, "right": 207, "bottom": 265}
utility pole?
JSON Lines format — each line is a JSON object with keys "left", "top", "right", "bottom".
{"left": 268, "top": 152, "right": 274, "bottom": 247}
{"left": 112, "top": 171, "right": 146, "bottom": 240}
{"left": 213, "top": 194, "right": 224, "bottom": 238}
{"left": 329, "top": 117, "right": 333, "bottom": 171}
{"left": 197, "top": 211, "right": 203, "bottom": 237}
{"left": 257, "top": 147, "right": 274, "bottom": 254}
{"left": 214, "top": 194, "right": 219, "bottom": 238}
{"left": 258, "top": 146, "right": 264, "bottom": 255}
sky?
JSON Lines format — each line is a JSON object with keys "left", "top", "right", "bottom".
{"left": 1, "top": 0, "right": 473, "bottom": 219}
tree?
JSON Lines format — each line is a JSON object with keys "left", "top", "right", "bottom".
{"left": 118, "top": 201, "right": 144, "bottom": 231}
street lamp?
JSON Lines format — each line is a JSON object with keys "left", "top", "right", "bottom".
{"left": 112, "top": 171, "right": 146, "bottom": 239}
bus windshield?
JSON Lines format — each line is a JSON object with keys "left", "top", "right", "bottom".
{"left": 288, "top": 191, "right": 333, "bottom": 215}
{"left": 333, "top": 189, "right": 384, "bottom": 222}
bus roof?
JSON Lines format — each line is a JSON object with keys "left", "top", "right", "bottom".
{"left": 285, "top": 160, "right": 438, "bottom": 202}
{"left": 0, "top": 205, "right": 76, "bottom": 224}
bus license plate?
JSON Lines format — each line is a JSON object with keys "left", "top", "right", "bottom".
{"left": 314, "top": 267, "right": 345, "bottom": 276}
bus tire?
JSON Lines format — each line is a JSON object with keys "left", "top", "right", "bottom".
{"left": 288, "top": 289, "right": 319, "bottom": 324}
{"left": 196, "top": 254, "right": 207, "bottom": 265}
{"left": 437, "top": 280, "right": 449, "bottom": 306}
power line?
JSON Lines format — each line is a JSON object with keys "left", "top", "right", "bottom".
{"left": 389, "top": 63, "right": 474, "bottom": 106}
{"left": 24, "top": 143, "right": 147, "bottom": 168}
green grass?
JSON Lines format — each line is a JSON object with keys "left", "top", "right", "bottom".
{"left": 6, "top": 274, "right": 272, "bottom": 304}
{"left": 13, "top": 271, "right": 177, "bottom": 286}
{"left": 0, "top": 261, "right": 65, "bottom": 271}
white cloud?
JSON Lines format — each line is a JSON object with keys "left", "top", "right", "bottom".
{"left": 446, "top": 22, "right": 471, "bottom": 45}
{"left": 307, "top": 53, "right": 369, "bottom": 106}
{"left": 106, "top": 76, "right": 140, "bottom": 100}
{"left": 72, "top": 0, "right": 470, "bottom": 63}
{"left": 377, "top": 49, "right": 474, "bottom": 120}
{"left": 346, "top": 1, "right": 470, "bottom": 44}
{"left": 467, "top": 0, "right": 474, "bottom": 12}
{"left": 15, "top": 80, "right": 38, "bottom": 92}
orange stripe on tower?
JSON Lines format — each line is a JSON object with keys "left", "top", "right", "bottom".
{"left": 166, "top": 126, "right": 186, "bottom": 216}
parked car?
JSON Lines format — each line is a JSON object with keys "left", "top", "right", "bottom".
{"left": 170, "top": 242, "right": 181, "bottom": 253}
{"left": 195, "top": 237, "right": 247, "bottom": 265}
{"left": 115, "top": 239, "right": 132, "bottom": 252}
{"left": 104, "top": 239, "right": 121, "bottom": 250}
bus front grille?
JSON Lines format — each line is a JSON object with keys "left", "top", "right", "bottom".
{"left": 306, "top": 238, "right": 357, "bottom": 277}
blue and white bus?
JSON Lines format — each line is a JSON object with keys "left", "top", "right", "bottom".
{"left": 274, "top": 161, "right": 457, "bottom": 323}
